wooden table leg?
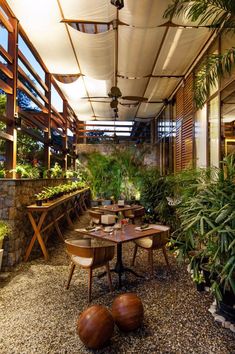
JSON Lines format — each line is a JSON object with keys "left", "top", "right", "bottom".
{"left": 52, "top": 211, "right": 64, "bottom": 242}
{"left": 25, "top": 211, "right": 48, "bottom": 261}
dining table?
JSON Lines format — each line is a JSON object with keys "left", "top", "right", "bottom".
{"left": 76, "top": 223, "right": 162, "bottom": 288}
{"left": 96, "top": 203, "right": 139, "bottom": 214}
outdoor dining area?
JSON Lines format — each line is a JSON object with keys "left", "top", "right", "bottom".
{"left": 0, "top": 0, "right": 235, "bottom": 353}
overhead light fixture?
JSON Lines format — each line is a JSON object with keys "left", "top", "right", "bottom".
{"left": 110, "top": 0, "right": 124, "bottom": 10}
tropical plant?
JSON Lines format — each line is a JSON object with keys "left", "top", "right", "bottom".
{"left": 139, "top": 167, "right": 200, "bottom": 230}
{"left": 50, "top": 162, "right": 63, "bottom": 178}
{"left": 172, "top": 154, "right": 235, "bottom": 301}
{"left": 164, "top": 0, "right": 235, "bottom": 108}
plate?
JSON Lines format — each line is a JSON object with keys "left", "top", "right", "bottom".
{"left": 135, "top": 226, "right": 152, "bottom": 231}
{"left": 103, "top": 227, "right": 113, "bottom": 233}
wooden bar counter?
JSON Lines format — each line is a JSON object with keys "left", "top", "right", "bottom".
{"left": 25, "top": 188, "right": 90, "bottom": 261}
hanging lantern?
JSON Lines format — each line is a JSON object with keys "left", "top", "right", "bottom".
{"left": 110, "top": 0, "right": 124, "bottom": 10}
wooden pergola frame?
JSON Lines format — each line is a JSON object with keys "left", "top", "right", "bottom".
{"left": 0, "top": 0, "right": 80, "bottom": 175}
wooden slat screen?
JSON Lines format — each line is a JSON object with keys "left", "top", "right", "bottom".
{"left": 175, "top": 74, "right": 194, "bottom": 171}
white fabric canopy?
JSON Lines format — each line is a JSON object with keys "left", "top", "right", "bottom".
{"left": 120, "top": 0, "right": 172, "bottom": 27}
{"left": 7, "top": 0, "right": 78, "bottom": 74}
{"left": 6, "top": 0, "right": 212, "bottom": 123}
{"left": 69, "top": 27, "right": 115, "bottom": 80}
{"left": 145, "top": 77, "right": 181, "bottom": 101}
{"left": 154, "top": 27, "right": 210, "bottom": 76}
{"left": 118, "top": 26, "right": 165, "bottom": 77}
{"left": 60, "top": 0, "right": 116, "bottom": 22}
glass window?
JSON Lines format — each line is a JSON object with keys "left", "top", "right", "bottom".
{"left": 208, "top": 96, "right": 220, "bottom": 167}
{"left": 195, "top": 105, "right": 207, "bottom": 167}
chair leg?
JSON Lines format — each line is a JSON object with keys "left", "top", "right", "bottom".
{"left": 162, "top": 246, "right": 171, "bottom": 272}
{"left": 105, "top": 263, "right": 113, "bottom": 292}
{"left": 132, "top": 244, "right": 138, "bottom": 266}
{"left": 149, "top": 249, "right": 154, "bottom": 276}
{"left": 66, "top": 262, "right": 76, "bottom": 290}
{"left": 88, "top": 268, "right": 93, "bottom": 303}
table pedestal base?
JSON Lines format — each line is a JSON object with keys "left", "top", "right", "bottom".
{"left": 98, "top": 243, "right": 144, "bottom": 289}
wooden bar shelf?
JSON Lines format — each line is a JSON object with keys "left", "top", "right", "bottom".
{"left": 24, "top": 188, "right": 90, "bottom": 261}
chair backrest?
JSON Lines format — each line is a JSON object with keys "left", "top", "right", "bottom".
{"left": 89, "top": 210, "right": 102, "bottom": 224}
{"left": 152, "top": 226, "right": 170, "bottom": 249}
{"left": 134, "top": 207, "right": 145, "bottom": 217}
{"left": 65, "top": 239, "right": 115, "bottom": 267}
{"left": 101, "top": 214, "right": 116, "bottom": 225}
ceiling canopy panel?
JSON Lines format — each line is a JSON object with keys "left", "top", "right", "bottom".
{"left": 69, "top": 27, "right": 115, "bottom": 80}
{"left": 83, "top": 77, "right": 112, "bottom": 97}
{"left": 137, "top": 102, "right": 163, "bottom": 118}
{"left": 69, "top": 101, "right": 94, "bottom": 121}
{"left": 120, "top": 0, "right": 171, "bottom": 28}
{"left": 117, "top": 78, "right": 148, "bottom": 97}
{"left": 59, "top": 0, "right": 116, "bottom": 22}
{"left": 118, "top": 105, "right": 138, "bottom": 121}
{"left": 7, "top": 0, "right": 79, "bottom": 74}
{"left": 118, "top": 26, "right": 165, "bottom": 77}
{"left": 154, "top": 27, "right": 210, "bottom": 76}
{"left": 145, "top": 77, "right": 182, "bottom": 101}
{"left": 6, "top": 0, "right": 213, "bottom": 125}
{"left": 91, "top": 102, "right": 113, "bottom": 118}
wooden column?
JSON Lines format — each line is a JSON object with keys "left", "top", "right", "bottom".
{"left": 5, "top": 16, "right": 18, "bottom": 175}
{"left": 62, "top": 100, "right": 68, "bottom": 171}
{"left": 72, "top": 128, "right": 77, "bottom": 170}
{"left": 44, "top": 73, "right": 51, "bottom": 170}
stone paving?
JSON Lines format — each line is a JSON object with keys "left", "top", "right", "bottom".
{"left": 0, "top": 213, "right": 235, "bottom": 354}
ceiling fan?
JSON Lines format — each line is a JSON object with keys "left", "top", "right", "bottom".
{"left": 80, "top": 86, "right": 166, "bottom": 109}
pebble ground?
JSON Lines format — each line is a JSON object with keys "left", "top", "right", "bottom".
{"left": 0, "top": 213, "right": 235, "bottom": 354}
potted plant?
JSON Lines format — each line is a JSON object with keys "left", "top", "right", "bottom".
{"left": 172, "top": 155, "right": 235, "bottom": 318}
{"left": 35, "top": 192, "right": 47, "bottom": 206}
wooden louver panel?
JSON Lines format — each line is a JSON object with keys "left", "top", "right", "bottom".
{"left": 175, "top": 74, "right": 194, "bottom": 171}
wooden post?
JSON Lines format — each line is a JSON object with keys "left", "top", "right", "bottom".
{"left": 72, "top": 128, "right": 77, "bottom": 170}
{"left": 5, "top": 16, "right": 18, "bottom": 176}
{"left": 44, "top": 73, "right": 51, "bottom": 170}
{"left": 62, "top": 100, "right": 68, "bottom": 171}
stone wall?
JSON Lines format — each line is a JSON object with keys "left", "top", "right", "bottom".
{"left": 77, "top": 144, "right": 158, "bottom": 166}
{"left": 0, "top": 179, "right": 69, "bottom": 271}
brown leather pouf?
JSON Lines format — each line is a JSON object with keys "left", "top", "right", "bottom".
{"left": 77, "top": 305, "right": 114, "bottom": 349}
{"left": 112, "top": 293, "right": 144, "bottom": 332}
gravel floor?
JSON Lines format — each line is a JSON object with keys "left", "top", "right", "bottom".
{"left": 0, "top": 213, "right": 235, "bottom": 354}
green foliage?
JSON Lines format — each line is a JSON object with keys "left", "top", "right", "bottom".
{"left": 0, "top": 169, "right": 5, "bottom": 178}
{"left": 164, "top": 0, "right": 235, "bottom": 108}
{"left": 50, "top": 163, "right": 63, "bottom": 178}
{"left": 11, "top": 164, "right": 39, "bottom": 178}
{"left": 173, "top": 154, "right": 235, "bottom": 299}
{"left": 140, "top": 167, "right": 200, "bottom": 230}
{"left": 82, "top": 148, "right": 145, "bottom": 200}
{"left": 35, "top": 181, "right": 87, "bottom": 201}
{"left": 0, "top": 94, "right": 6, "bottom": 116}
{"left": 0, "top": 221, "right": 11, "bottom": 242}
{"left": 17, "top": 131, "right": 43, "bottom": 164}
